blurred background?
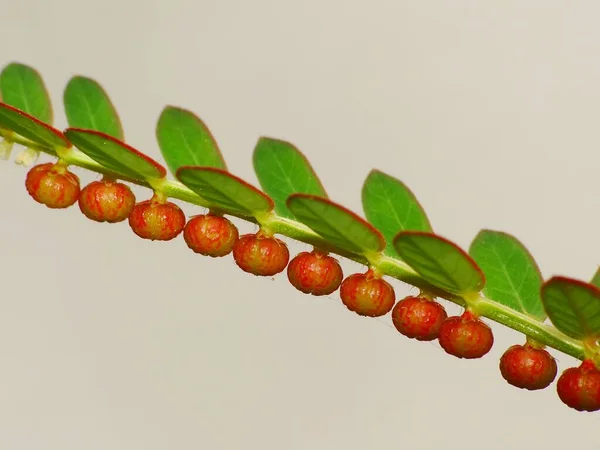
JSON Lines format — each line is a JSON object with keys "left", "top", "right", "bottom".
{"left": 0, "top": 1, "right": 598, "bottom": 449}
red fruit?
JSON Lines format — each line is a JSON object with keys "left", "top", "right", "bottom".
{"left": 78, "top": 179, "right": 136, "bottom": 223}
{"left": 25, "top": 162, "right": 80, "bottom": 209}
{"left": 499, "top": 343, "right": 557, "bottom": 390}
{"left": 183, "top": 214, "right": 239, "bottom": 257}
{"left": 128, "top": 196, "right": 186, "bottom": 241}
{"left": 287, "top": 250, "right": 344, "bottom": 296}
{"left": 438, "top": 311, "right": 494, "bottom": 359}
{"left": 339, "top": 269, "right": 395, "bottom": 317}
{"left": 557, "top": 359, "right": 600, "bottom": 412}
{"left": 233, "top": 232, "right": 290, "bottom": 276}
{"left": 391, "top": 296, "right": 447, "bottom": 341}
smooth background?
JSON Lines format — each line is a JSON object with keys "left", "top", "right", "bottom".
{"left": 1, "top": 1, "right": 599, "bottom": 449}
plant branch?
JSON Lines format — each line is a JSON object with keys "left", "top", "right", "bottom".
{"left": 3, "top": 132, "right": 586, "bottom": 361}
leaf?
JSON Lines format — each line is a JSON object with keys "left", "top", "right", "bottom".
{"left": 177, "top": 166, "right": 274, "bottom": 216}
{"left": 156, "top": 106, "right": 227, "bottom": 175}
{"left": 64, "top": 128, "right": 166, "bottom": 181}
{"left": 286, "top": 194, "right": 385, "bottom": 255}
{"left": 0, "top": 63, "right": 53, "bottom": 123}
{"left": 63, "top": 76, "right": 124, "bottom": 139}
{"left": 592, "top": 268, "right": 600, "bottom": 289}
{"left": 393, "top": 231, "right": 485, "bottom": 294}
{"left": 469, "top": 230, "right": 545, "bottom": 321}
{"left": 361, "top": 169, "right": 432, "bottom": 256}
{"left": 0, "top": 103, "right": 68, "bottom": 150}
{"left": 253, "top": 137, "right": 327, "bottom": 218}
{"left": 541, "top": 277, "right": 600, "bottom": 340}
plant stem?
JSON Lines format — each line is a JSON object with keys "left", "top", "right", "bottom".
{"left": 4, "top": 133, "right": 586, "bottom": 361}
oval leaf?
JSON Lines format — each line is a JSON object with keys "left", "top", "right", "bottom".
{"left": 64, "top": 128, "right": 166, "bottom": 181}
{"left": 156, "top": 106, "right": 227, "bottom": 175}
{"left": 592, "top": 268, "right": 600, "bottom": 289}
{"left": 63, "top": 76, "right": 124, "bottom": 139}
{"left": 0, "top": 103, "right": 68, "bottom": 150}
{"left": 0, "top": 63, "right": 53, "bottom": 124}
{"left": 253, "top": 137, "right": 327, "bottom": 218}
{"left": 177, "top": 166, "right": 273, "bottom": 216}
{"left": 286, "top": 194, "right": 385, "bottom": 255}
{"left": 393, "top": 231, "right": 485, "bottom": 294}
{"left": 541, "top": 277, "right": 600, "bottom": 340}
{"left": 362, "top": 169, "right": 432, "bottom": 256}
{"left": 469, "top": 230, "right": 545, "bottom": 321}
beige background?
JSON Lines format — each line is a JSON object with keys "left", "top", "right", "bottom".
{"left": 1, "top": 1, "right": 599, "bottom": 449}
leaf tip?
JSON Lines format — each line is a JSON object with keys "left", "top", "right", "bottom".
{"left": 1, "top": 61, "right": 36, "bottom": 76}
{"left": 254, "top": 136, "right": 302, "bottom": 156}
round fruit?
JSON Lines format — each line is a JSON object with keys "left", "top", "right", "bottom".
{"left": 128, "top": 196, "right": 186, "bottom": 241}
{"left": 438, "top": 311, "right": 494, "bottom": 359}
{"left": 339, "top": 269, "right": 395, "bottom": 317}
{"left": 391, "top": 295, "right": 447, "bottom": 341}
{"left": 78, "top": 179, "right": 136, "bottom": 223}
{"left": 557, "top": 359, "right": 600, "bottom": 412}
{"left": 499, "top": 343, "right": 557, "bottom": 390}
{"left": 25, "top": 162, "right": 80, "bottom": 209}
{"left": 183, "top": 214, "right": 239, "bottom": 257}
{"left": 233, "top": 232, "right": 290, "bottom": 276}
{"left": 287, "top": 250, "right": 343, "bottom": 296}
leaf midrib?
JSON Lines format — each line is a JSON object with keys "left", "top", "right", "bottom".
{"left": 488, "top": 243, "right": 528, "bottom": 313}
{"left": 403, "top": 239, "right": 463, "bottom": 292}
{"left": 563, "top": 284, "right": 594, "bottom": 338}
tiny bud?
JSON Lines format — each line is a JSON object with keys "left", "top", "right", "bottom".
{"left": 15, "top": 147, "right": 40, "bottom": 167}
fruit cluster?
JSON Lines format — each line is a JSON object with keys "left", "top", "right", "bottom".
{"left": 24, "top": 161, "right": 600, "bottom": 412}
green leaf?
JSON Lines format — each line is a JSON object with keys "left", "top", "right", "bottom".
{"left": 64, "top": 128, "right": 166, "bottom": 181}
{"left": 361, "top": 169, "right": 432, "bottom": 256}
{"left": 0, "top": 103, "right": 68, "bottom": 150}
{"left": 287, "top": 194, "right": 385, "bottom": 255}
{"left": 156, "top": 106, "right": 227, "bottom": 175}
{"left": 177, "top": 166, "right": 273, "bottom": 216}
{"left": 393, "top": 232, "right": 485, "bottom": 294}
{"left": 592, "top": 268, "right": 600, "bottom": 289}
{"left": 0, "top": 63, "right": 53, "bottom": 123}
{"left": 63, "top": 76, "right": 124, "bottom": 139}
{"left": 253, "top": 137, "right": 327, "bottom": 218}
{"left": 541, "top": 277, "right": 600, "bottom": 340}
{"left": 469, "top": 230, "right": 545, "bottom": 321}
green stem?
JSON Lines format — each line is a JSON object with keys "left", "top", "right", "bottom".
{"left": 4, "top": 132, "right": 586, "bottom": 361}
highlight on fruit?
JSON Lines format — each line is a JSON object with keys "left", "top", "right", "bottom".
{"left": 1, "top": 61, "right": 599, "bottom": 413}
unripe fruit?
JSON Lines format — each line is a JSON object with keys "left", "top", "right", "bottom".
{"left": 339, "top": 269, "right": 395, "bottom": 317}
{"left": 438, "top": 311, "right": 494, "bottom": 359}
{"left": 556, "top": 359, "right": 600, "bottom": 412}
{"left": 128, "top": 196, "right": 186, "bottom": 241}
{"left": 233, "top": 232, "right": 290, "bottom": 276}
{"left": 183, "top": 214, "right": 239, "bottom": 257}
{"left": 25, "top": 162, "right": 80, "bottom": 209}
{"left": 391, "top": 295, "right": 447, "bottom": 341}
{"left": 287, "top": 250, "right": 343, "bottom": 296}
{"left": 499, "top": 343, "right": 557, "bottom": 391}
{"left": 78, "top": 179, "right": 136, "bottom": 223}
